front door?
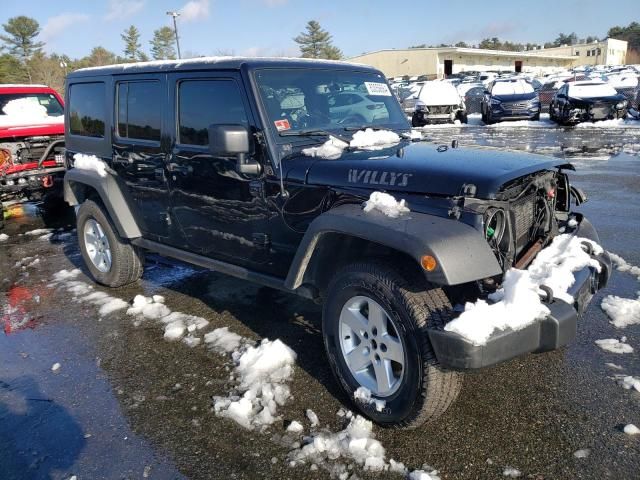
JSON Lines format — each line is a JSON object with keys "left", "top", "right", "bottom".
{"left": 444, "top": 60, "right": 453, "bottom": 77}
{"left": 166, "top": 73, "right": 269, "bottom": 266}
{"left": 111, "top": 75, "right": 171, "bottom": 240}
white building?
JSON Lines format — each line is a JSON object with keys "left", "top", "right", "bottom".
{"left": 349, "top": 38, "right": 628, "bottom": 79}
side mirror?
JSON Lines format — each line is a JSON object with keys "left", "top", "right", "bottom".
{"left": 207, "top": 124, "right": 261, "bottom": 175}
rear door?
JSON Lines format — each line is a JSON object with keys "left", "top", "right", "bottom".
{"left": 111, "top": 75, "right": 172, "bottom": 240}
{"left": 165, "top": 72, "right": 270, "bottom": 266}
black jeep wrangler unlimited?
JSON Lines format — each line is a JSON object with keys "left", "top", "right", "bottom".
{"left": 63, "top": 58, "right": 610, "bottom": 428}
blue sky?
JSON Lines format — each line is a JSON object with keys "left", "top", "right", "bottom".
{"left": 2, "top": 0, "right": 638, "bottom": 59}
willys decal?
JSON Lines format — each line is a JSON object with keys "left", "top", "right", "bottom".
{"left": 348, "top": 169, "right": 413, "bottom": 187}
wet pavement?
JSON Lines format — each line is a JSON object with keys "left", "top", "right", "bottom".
{"left": 1, "top": 122, "right": 640, "bottom": 480}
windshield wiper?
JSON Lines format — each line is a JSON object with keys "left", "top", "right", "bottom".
{"left": 279, "top": 129, "right": 351, "bottom": 144}
{"left": 342, "top": 125, "right": 384, "bottom": 132}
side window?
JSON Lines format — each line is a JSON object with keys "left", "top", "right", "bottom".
{"left": 116, "top": 81, "right": 161, "bottom": 141}
{"left": 69, "top": 82, "right": 105, "bottom": 137}
{"left": 178, "top": 79, "right": 248, "bottom": 146}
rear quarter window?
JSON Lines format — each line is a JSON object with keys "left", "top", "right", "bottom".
{"left": 69, "top": 82, "right": 106, "bottom": 137}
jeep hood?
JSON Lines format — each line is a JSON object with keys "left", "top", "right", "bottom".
{"left": 290, "top": 142, "right": 568, "bottom": 199}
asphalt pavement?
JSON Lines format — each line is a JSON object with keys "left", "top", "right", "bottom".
{"left": 1, "top": 121, "right": 639, "bottom": 480}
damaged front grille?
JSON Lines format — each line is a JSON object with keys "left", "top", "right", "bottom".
{"left": 428, "top": 105, "right": 453, "bottom": 115}
{"left": 512, "top": 192, "right": 536, "bottom": 250}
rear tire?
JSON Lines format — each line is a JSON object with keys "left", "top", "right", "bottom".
{"left": 76, "top": 199, "right": 144, "bottom": 288}
{"left": 322, "top": 260, "right": 462, "bottom": 428}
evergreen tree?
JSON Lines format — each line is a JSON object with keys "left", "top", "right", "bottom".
{"left": 150, "top": 26, "right": 176, "bottom": 60}
{"left": 121, "top": 25, "right": 144, "bottom": 61}
{"left": 0, "top": 16, "right": 44, "bottom": 82}
{"left": 294, "top": 20, "right": 343, "bottom": 60}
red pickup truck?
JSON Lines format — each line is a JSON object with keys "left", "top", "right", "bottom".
{"left": 0, "top": 84, "right": 66, "bottom": 212}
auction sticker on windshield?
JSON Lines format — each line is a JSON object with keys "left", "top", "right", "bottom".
{"left": 365, "top": 82, "right": 392, "bottom": 96}
{"left": 274, "top": 119, "right": 291, "bottom": 131}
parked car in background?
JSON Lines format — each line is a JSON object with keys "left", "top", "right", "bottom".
{"left": 464, "top": 86, "right": 485, "bottom": 114}
{"left": 328, "top": 91, "right": 389, "bottom": 124}
{"left": 481, "top": 79, "right": 540, "bottom": 124}
{"left": 411, "top": 81, "right": 467, "bottom": 126}
{"left": 0, "top": 84, "right": 66, "bottom": 207}
{"left": 549, "top": 81, "right": 628, "bottom": 125}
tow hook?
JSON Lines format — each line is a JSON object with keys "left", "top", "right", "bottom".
{"left": 539, "top": 285, "right": 554, "bottom": 304}
{"left": 42, "top": 175, "right": 53, "bottom": 188}
{"left": 580, "top": 240, "right": 594, "bottom": 256}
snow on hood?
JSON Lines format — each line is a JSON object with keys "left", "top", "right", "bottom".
{"left": 0, "top": 98, "right": 63, "bottom": 128}
{"left": 302, "top": 129, "right": 401, "bottom": 160}
{"left": 418, "top": 81, "right": 462, "bottom": 106}
{"left": 444, "top": 234, "right": 603, "bottom": 346}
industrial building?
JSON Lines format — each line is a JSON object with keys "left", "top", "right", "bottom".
{"left": 349, "top": 38, "right": 628, "bottom": 79}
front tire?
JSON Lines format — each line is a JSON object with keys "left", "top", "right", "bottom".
{"left": 76, "top": 199, "right": 144, "bottom": 287}
{"left": 322, "top": 261, "right": 462, "bottom": 428}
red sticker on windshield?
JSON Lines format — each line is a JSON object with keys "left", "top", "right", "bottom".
{"left": 274, "top": 119, "right": 291, "bottom": 131}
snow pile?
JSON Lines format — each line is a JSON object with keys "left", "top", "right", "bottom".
{"left": 286, "top": 420, "right": 304, "bottom": 434}
{"left": 288, "top": 413, "right": 387, "bottom": 473}
{"left": 353, "top": 387, "right": 386, "bottom": 412}
{"left": 573, "top": 449, "right": 591, "bottom": 459}
{"left": 306, "top": 408, "right": 320, "bottom": 428}
{"left": 363, "top": 191, "right": 410, "bottom": 218}
{"left": 287, "top": 410, "right": 440, "bottom": 479}
{"left": 73, "top": 153, "right": 108, "bottom": 178}
{"left": 349, "top": 129, "right": 400, "bottom": 150}
{"left": 0, "top": 233, "right": 8, "bottom": 242}
{"left": 24, "top": 228, "right": 52, "bottom": 236}
{"left": 301, "top": 129, "right": 401, "bottom": 159}
{"left": 603, "top": 300, "right": 640, "bottom": 330}
{"left": 127, "top": 295, "right": 209, "bottom": 344}
{"left": 204, "top": 326, "right": 244, "bottom": 353}
{"left": 595, "top": 338, "right": 633, "bottom": 354}
{"left": 302, "top": 136, "right": 349, "bottom": 160}
{"left": 575, "top": 119, "right": 640, "bottom": 129}
{"left": 616, "top": 375, "right": 640, "bottom": 392}
{"left": 445, "top": 234, "right": 602, "bottom": 345}
{"left": 213, "top": 338, "right": 297, "bottom": 430}
{"left": 601, "top": 252, "right": 640, "bottom": 328}
{"left": 2, "top": 98, "right": 47, "bottom": 118}
{"left": 624, "top": 424, "right": 640, "bottom": 435}
{"left": 503, "top": 466, "right": 522, "bottom": 477}
{"left": 51, "top": 362, "right": 61, "bottom": 372}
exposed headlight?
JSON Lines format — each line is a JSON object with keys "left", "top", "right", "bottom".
{"left": 490, "top": 98, "right": 502, "bottom": 105}
{"left": 616, "top": 100, "right": 628, "bottom": 109}
{"left": 415, "top": 101, "right": 429, "bottom": 113}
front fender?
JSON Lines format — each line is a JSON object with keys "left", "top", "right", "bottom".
{"left": 64, "top": 168, "right": 142, "bottom": 239}
{"left": 284, "top": 204, "right": 502, "bottom": 289}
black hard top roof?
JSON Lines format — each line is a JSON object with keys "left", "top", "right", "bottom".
{"left": 68, "top": 56, "right": 378, "bottom": 78}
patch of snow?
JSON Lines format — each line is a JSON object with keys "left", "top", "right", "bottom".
{"left": 575, "top": 119, "right": 640, "bottom": 129}
{"left": 73, "top": 153, "right": 108, "bottom": 178}
{"left": 127, "top": 294, "right": 171, "bottom": 319}
{"left": 445, "top": 235, "right": 602, "bottom": 345}
{"left": 353, "top": 386, "right": 386, "bottom": 412}
{"left": 306, "top": 409, "right": 320, "bottom": 428}
{"left": 363, "top": 191, "right": 410, "bottom": 218}
{"left": 302, "top": 136, "right": 349, "bottom": 160}
{"left": 98, "top": 298, "right": 129, "bottom": 316}
{"left": 409, "top": 470, "right": 440, "bottom": 480}
{"left": 0, "top": 98, "right": 64, "bottom": 128}
{"left": 287, "top": 420, "right": 304, "bottom": 434}
{"left": 617, "top": 375, "right": 640, "bottom": 392}
{"left": 301, "top": 129, "right": 401, "bottom": 159}
{"left": 204, "top": 327, "right": 244, "bottom": 353}
{"left": 503, "top": 466, "right": 522, "bottom": 477}
{"left": 0, "top": 233, "right": 8, "bottom": 242}
{"left": 608, "top": 252, "right": 640, "bottom": 280}
{"left": 601, "top": 252, "right": 640, "bottom": 328}
{"left": 51, "top": 362, "right": 61, "bottom": 372}
{"left": 24, "top": 228, "right": 52, "bottom": 236}
{"left": 349, "top": 129, "right": 400, "bottom": 150}
{"left": 624, "top": 424, "right": 640, "bottom": 435}
{"left": 288, "top": 414, "right": 387, "bottom": 473}
{"left": 595, "top": 338, "right": 634, "bottom": 354}
{"left": 213, "top": 338, "right": 297, "bottom": 430}
{"left": 52, "top": 268, "right": 81, "bottom": 282}
{"left": 573, "top": 448, "right": 591, "bottom": 458}
{"left": 605, "top": 362, "right": 624, "bottom": 370}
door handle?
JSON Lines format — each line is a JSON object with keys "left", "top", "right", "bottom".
{"left": 167, "top": 163, "right": 192, "bottom": 175}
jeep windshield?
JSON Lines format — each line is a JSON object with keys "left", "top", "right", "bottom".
{"left": 254, "top": 68, "right": 409, "bottom": 139}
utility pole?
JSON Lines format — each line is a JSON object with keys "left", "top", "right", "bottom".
{"left": 166, "top": 11, "right": 182, "bottom": 59}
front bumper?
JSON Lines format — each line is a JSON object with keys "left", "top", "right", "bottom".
{"left": 490, "top": 106, "right": 540, "bottom": 121}
{"left": 428, "top": 216, "right": 611, "bottom": 370}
